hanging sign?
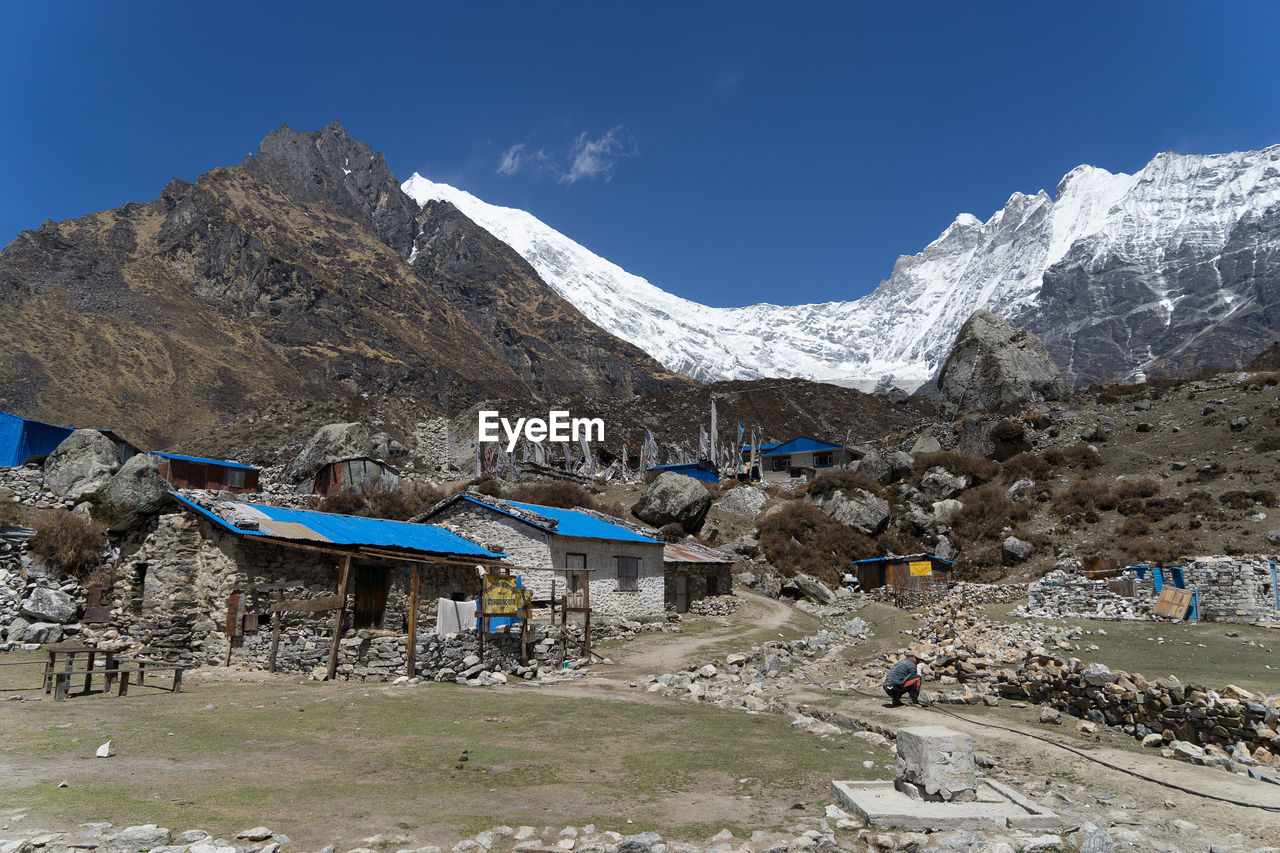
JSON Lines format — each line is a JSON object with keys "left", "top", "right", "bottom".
{"left": 482, "top": 574, "right": 528, "bottom": 615}
{"left": 909, "top": 561, "right": 933, "bottom": 577}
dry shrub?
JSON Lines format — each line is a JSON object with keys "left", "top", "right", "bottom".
{"left": 1217, "top": 489, "right": 1275, "bottom": 511}
{"left": 876, "top": 526, "right": 922, "bottom": 556}
{"left": 29, "top": 510, "right": 107, "bottom": 579}
{"left": 1044, "top": 443, "right": 1103, "bottom": 470}
{"left": 1053, "top": 479, "right": 1116, "bottom": 514}
{"left": 1242, "top": 371, "right": 1280, "bottom": 391}
{"left": 1001, "top": 452, "right": 1051, "bottom": 483}
{"left": 1122, "top": 537, "right": 1185, "bottom": 564}
{"left": 911, "top": 452, "right": 999, "bottom": 485}
{"left": 806, "top": 469, "right": 881, "bottom": 499}
{"left": 954, "top": 542, "right": 1005, "bottom": 581}
{"left": 657, "top": 522, "right": 686, "bottom": 542}
{"left": 1119, "top": 515, "right": 1152, "bottom": 537}
{"left": 321, "top": 483, "right": 451, "bottom": 520}
{"left": 1113, "top": 478, "right": 1161, "bottom": 502}
{"left": 1193, "top": 463, "right": 1224, "bottom": 482}
{"left": 1095, "top": 377, "right": 1178, "bottom": 405}
{"left": 511, "top": 481, "right": 599, "bottom": 510}
{"left": 1184, "top": 490, "right": 1215, "bottom": 513}
{"left": 951, "top": 483, "right": 1031, "bottom": 542}
{"left": 318, "top": 488, "right": 367, "bottom": 516}
{"left": 468, "top": 476, "right": 506, "bottom": 498}
{"left": 1255, "top": 435, "right": 1280, "bottom": 452}
{"left": 757, "top": 502, "right": 876, "bottom": 585}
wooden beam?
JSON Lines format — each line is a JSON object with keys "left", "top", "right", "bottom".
{"left": 268, "top": 589, "right": 283, "bottom": 673}
{"left": 406, "top": 563, "right": 420, "bottom": 678}
{"left": 327, "top": 555, "right": 353, "bottom": 680}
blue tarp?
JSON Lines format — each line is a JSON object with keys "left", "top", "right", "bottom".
{"left": 648, "top": 462, "right": 718, "bottom": 483}
{"left": 0, "top": 411, "right": 75, "bottom": 467}
{"left": 762, "top": 436, "right": 844, "bottom": 457}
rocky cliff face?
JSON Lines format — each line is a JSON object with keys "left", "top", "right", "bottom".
{"left": 0, "top": 123, "right": 688, "bottom": 447}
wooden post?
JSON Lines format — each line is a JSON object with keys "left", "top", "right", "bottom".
{"left": 582, "top": 570, "right": 591, "bottom": 660}
{"left": 327, "top": 555, "right": 353, "bottom": 681}
{"left": 269, "top": 589, "right": 283, "bottom": 673}
{"left": 406, "top": 563, "right": 420, "bottom": 678}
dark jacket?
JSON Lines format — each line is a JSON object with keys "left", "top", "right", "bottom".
{"left": 883, "top": 657, "right": 918, "bottom": 688}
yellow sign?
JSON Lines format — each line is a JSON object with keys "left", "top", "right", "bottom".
{"left": 482, "top": 574, "right": 528, "bottom": 615}
{"left": 909, "top": 561, "right": 933, "bottom": 577}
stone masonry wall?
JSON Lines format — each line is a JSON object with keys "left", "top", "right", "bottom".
{"left": 664, "top": 562, "right": 733, "bottom": 611}
{"left": 1183, "top": 556, "right": 1279, "bottom": 622}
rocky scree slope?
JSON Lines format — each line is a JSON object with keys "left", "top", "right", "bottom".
{"left": 406, "top": 145, "right": 1280, "bottom": 390}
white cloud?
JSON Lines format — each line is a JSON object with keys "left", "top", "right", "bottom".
{"left": 561, "top": 127, "right": 636, "bottom": 184}
{"left": 497, "top": 143, "right": 526, "bottom": 176}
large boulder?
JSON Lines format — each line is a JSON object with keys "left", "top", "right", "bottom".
{"left": 632, "top": 472, "right": 712, "bottom": 532}
{"left": 43, "top": 429, "right": 121, "bottom": 499}
{"left": 282, "top": 423, "right": 374, "bottom": 484}
{"left": 23, "top": 622, "right": 63, "bottom": 644}
{"left": 717, "top": 485, "right": 768, "bottom": 519}
{"left": 782, "top": 573, "right": 837, "bottom": 605}
{"left": 101, "top": 453, "right": 171, "bottom": 513}
{"left": 21, "top": 587, "right": 78, "bottom": 623}
{"left": 937, "top": 310, "right": 1068, "bottom": 415}
{"left": 807, "top": 488, "right": 890, "bottom": 536}
{"left": 955, "top": 417, "right": 1032, "bottom": 461}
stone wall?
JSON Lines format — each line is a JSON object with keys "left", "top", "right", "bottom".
{"left": 1183, "top": 556, "right": 1279, "bottom": 622}
{"left": 664, "top": 561, "right": 734, "bottom": 612}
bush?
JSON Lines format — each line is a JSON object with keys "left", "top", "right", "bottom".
{"left": 657, "top": 522, "right": 686, "bottom": 542}
{"left": 1043, "top": 443, "right": 1104, "bottom": 470}
{"left": 757, "top": 502, "right": 876, "bottom": 585}
{"left": 511, "top": 481, "right": 599, "bottom": 510}
{"left": 806, "top": 469, "right": 881, "bottom": 500}
{"left": 911, "top": 452, "right": 1000, "bottom": 485}
{"left": 1001, "top": 452, "right": 1051, "bottom": 483}
{"left": 1119, "top": 515, "right": 1151, "bottom": 537}
{"left": 951, "top": 483, "right": 1031, "bottom": 542}
{"left": 318, "top": 488, "right": 367, "bottom": 516}
{"left": 1053, "top": 479, "right": 1116, "bottom": 514}
{"left": 1113, "top": 478, "right": 1160, "bottom": 502}
{"left": 29, "top": 510, "right": 107, "bottom": 579}
{"left": 321, "top": 483, "right": 451, "bottom": 520}
{"left": 1121, "top": 536, "right": 1185, "bottom": 564}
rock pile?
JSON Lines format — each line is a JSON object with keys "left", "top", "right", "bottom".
{"left": 687, "top": 594, "right": 741, "bottom": 616}
{"left": 1014, "top": 570, "right": 1151, "bottom": 621}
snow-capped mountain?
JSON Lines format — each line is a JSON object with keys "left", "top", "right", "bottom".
{"left": 404, "top": 144, "right": 1280, "bottom": 389}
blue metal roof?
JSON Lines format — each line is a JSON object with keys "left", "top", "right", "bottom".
{"left": 155, "top": 451, "right": 259, "bottom": 471}
{"left": 474, "top": 496, "right": 661, "bottom": 544}
{"left": 174, "top": 494, "right": 502, "bottom": 558}
{"left": 762, "top": 436, "right": 844, "bottom": 456}
{"left": 850, "top": 553, "right": 956, "bottom": 566}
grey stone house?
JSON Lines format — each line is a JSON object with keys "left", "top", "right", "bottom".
{"left": 662, "top": 541, "right": 736, "bottom": 613}
{"left": 418, "top": 493, "right": 665, "bottom": 618}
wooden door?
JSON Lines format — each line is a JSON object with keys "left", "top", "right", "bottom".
{"left": 675, "top": 573, "right": 689, "bottom": 613}
{"left": 353, "top": 566, "right": 389, "bottom": 628}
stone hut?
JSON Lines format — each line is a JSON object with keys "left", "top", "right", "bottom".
{"left": 1179, "top": 556, "right": 1279, "bottom": 622}
{"left": 108, "top": 494, "right": 503, "bottom": 678}
{"left": 417, "top": 492, "right": 665, "bottom": 618}
{"left": 662, "top": 541, "right": 735, "bottom": 613}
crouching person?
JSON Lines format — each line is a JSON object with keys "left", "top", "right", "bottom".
{"left": 883, "top": 650, "right": 922, "bottom": 706}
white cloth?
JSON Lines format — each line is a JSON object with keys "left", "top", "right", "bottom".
{"left": 435, "top": 598, "right": 477, "bottom": 636}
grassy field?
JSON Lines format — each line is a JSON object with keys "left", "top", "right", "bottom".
{"left": 977, "top": 603, "right": 1278, "bottom": 695}
{"left": 0, "top": 668, "right": 880, "bottom": 846}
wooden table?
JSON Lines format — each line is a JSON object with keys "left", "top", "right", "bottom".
{"left": 44, "top": 646, "right": 119, "bottom": 696}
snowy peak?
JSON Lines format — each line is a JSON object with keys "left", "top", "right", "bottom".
{"left": 403, "top": 144, "right": 1280, "bottom": 390}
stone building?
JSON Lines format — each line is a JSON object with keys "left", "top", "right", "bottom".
{"left": 418, "top": 493, "right": 666, "bottom": 618}
{"left": 1179, "top": 556, "right": 1278, "bottom": 622}
{"left": 662, "top": 541, "right": 735, "bottom": 613}
{"left": 107, "top": 494, "right": 503, "bottom": 677}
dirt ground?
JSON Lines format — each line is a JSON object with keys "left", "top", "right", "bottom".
{"left": 4, "top": 592, "right": 1280, "bottom": 849}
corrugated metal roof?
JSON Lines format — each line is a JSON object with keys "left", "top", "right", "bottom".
{"left": 155, "top": 451, "right": 259, "bottom": 471}
{"left": 489, "top": 497, "right": 661, "bottom": 544}
{"left": 663, "top": 542, "right": 734, "bottom": 564}
{"left": 762, "top": 436, "right": 844, "bottom": 456}
{"left": 174, "top": 494, "right": 502, "bottom": 558}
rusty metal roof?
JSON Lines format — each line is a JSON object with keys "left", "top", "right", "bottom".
{"left": 663, "top": 541, "right": 735, "bottom": 564}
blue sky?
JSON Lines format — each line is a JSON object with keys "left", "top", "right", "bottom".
{"left": 2, "top": 1, "right": 1278, "bottom": 307}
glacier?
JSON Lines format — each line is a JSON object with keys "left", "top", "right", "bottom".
{"left": 403, "top": 144, "right": 1280, "bottom": 390}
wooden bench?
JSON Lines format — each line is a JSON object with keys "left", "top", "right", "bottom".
{"left": 113, "top": 658, "right": 189, "bottom": 694}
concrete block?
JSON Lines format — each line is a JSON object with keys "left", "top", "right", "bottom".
{"left": 893, "top": 726, "right": 977, "bottom": 802}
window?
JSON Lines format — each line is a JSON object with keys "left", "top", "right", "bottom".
{"left": 226, "top": 468, "right": 246, "bottom": 489}
{"left": 771, "top": 456, "right": 790, "bottom": 471}
{"left": 616, "top": 556, "right": 639, "bottom": 591}
{"left": 814, "top": 452, "right": 833, "bottom": 467}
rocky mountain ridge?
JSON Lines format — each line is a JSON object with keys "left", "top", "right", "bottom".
{"left": 404, "top": 145, "right": 1280, "bottom": 390}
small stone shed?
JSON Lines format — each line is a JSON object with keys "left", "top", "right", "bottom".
{"left": 662, "top": 541, "right": 735, "bottom": 613}
{"left": 155, "top": 452, "right": 260, "bottom": 493}
{"left": 418, "top": 492, "right": 665, "bottom": 618}
{"left": 312, "top": 456, "right": 401, "bottom": 497}
{"left": 109, "top": 494, "right": 504, "bottom": 677}
{"left": 1177, "top": 556, "right": 1279, "bottom": 622}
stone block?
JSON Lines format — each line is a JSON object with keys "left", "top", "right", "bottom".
{"left": 893, "top": 726, "right": 977, "bottom": 802}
